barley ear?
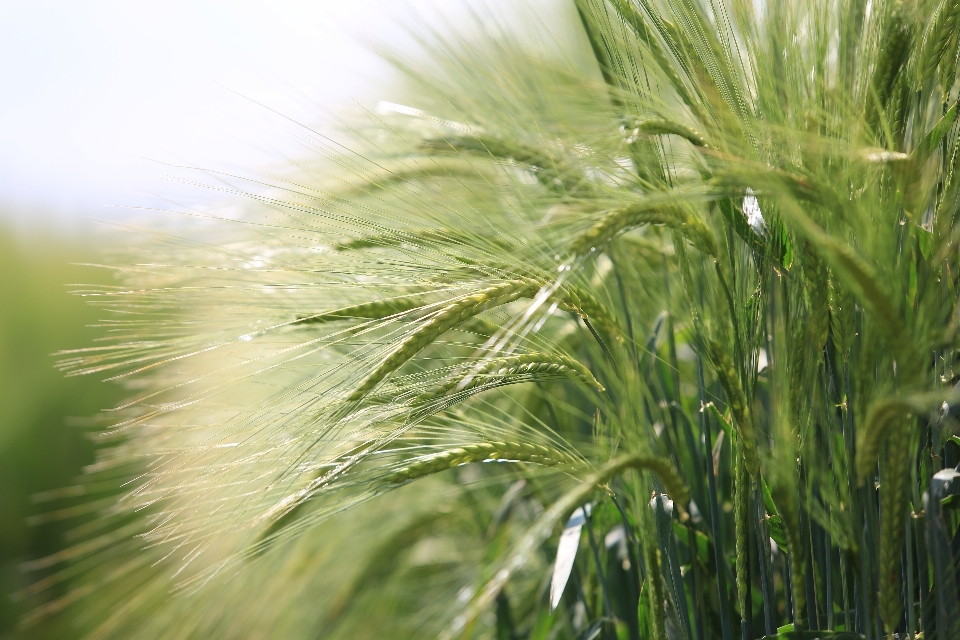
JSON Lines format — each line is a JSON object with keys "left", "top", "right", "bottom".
{"left": 854, "top": 392, "right": 954, "bottom": 483}
{"left": 557, "top": 284, "right": 623, "bottom": 342}
{"left": 570, "top": 203, "right": 717, "bottom": 258}
{"left": 293, "top": 294, "right": 430, "bottom": 325}
{"left": 419, "top": 134, "right": 591, "bottom": 196}
{"left": 783, "top": 202, "right": 911, "bottom": 360}
{"left": 939, "top": 26, "right": 960, "bottom": 91}
{"left": 868, "top": 2, "right": 914, "bottom": 121}
{"left": 347, "top": 280, "right": 538, "bottom": 402}
{"left": 920, "top": 0, "right": 960, "bottom": 85}
{"left": 879, "top": 419, "right": 912, "bottom": 633}
{"left": 413, "top": 352, "right": 603, "bottom": 406}
{"left": 385, "top": 442, "right": 583, "bottom": 485}
{"left": 635, "top": 118, "right": 709, "bottom": 148}
{"left": 856, "top": 397, "right": 913, "bottom": 484}
{"left": 331, "top": 228, "right": 512, "bottom": 253}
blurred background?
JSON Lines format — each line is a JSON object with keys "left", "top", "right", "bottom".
{"left": 0, "top": 1, "right": 561, "bottom": 636}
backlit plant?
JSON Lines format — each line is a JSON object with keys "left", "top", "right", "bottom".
{"left": 31, "top": 0, "right": 960, "bottom": 638}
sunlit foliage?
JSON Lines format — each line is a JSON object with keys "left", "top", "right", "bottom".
{"left": 31, "top": 0, "right": 960, "bottom": 638}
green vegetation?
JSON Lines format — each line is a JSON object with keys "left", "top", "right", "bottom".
{"left": 0, "top": 228, "right": 120, "bottom": 639}
{"left": 30, "top": 0, "right": 960, "bottom": 638}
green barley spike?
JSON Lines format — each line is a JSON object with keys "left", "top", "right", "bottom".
{"left": 293, "top": 295, "right": 430, "bottom": 325}
{"left": 570, "top": 202, "right": 717, "bottom": 258}
{"left": 879, "top": 419, "right": 913, "bottom": 633}
{"left": 939, "top": 26, "right": 960, "bottom": 91}
{"left": 635, "top": 118, "right": 709, "bottom": 148}
{"left": 331, "top": 229, "right": 464, "bottom": 252}
{"left": 413, "top": 352, "right": 603, "bottom": 405}
{"left": 556, "top": 283, "right": 624, "bottom": 342}
{"left": 332, "top": 228, "right": 516, "bottom": 253}
{"left": 347, "top": 280, "right": 540, "bottom": 402}
{"left": 869, "top": 1, "right": 914, "bottom": 118}
{"left": 854, "top": 394, "right": 948, "bottom": 483}
{"left": 344, "top": 276, "right": 632, "bottom": 403}
{"left": 420, "top": 135, "right": 591, "bottom": 196}
{"left": 921, "top": 0, "right": 960, "bottom": 84}
{"left": 385, "top": 441, "right": 583, "bottom": 485}
{"left": 856, "top": 398, "right": 909, "bottom": 484}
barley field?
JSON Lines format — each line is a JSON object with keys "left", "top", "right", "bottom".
{"left": 19, "top": 1, "right": 960, "bottom": 639}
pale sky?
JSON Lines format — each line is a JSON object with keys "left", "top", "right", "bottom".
{"left": 0, "top": 0, "right": 561, "bottom": 231}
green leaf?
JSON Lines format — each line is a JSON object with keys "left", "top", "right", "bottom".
{"left": 914, "top": 98, "right": 959, "bottom": 163}
{"left": 672, "top": 521, "right": 709, "bottom": 565}
{"left": 765, "top": 515, "right": 789, "bottom": 553}
{"left": 760, "top": 478, "right": 780, "bottom": 517}
{"left": 704, "top": 402, "right": 733, "bottom": 438}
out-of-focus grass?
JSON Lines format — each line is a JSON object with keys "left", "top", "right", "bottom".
{"left": 0, "top": 226, "right": 120, "bottom": 639}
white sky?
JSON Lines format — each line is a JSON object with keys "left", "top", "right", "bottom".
{"left": 0, "top": 0, "right": 561, "bottom": 231}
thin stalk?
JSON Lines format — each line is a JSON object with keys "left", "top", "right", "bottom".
{"left": 824, "top": 518, "right": 833, "bottom": 631}
{"left": 798, "top": 478, "right": 817, "bottom": 629}
{"left": 754, "top": 483, "right": 774, "bottom": 636}
{"left": 661, "top": 253, "right": 681, "bottom": 400}
{"left": 583, "top": 317, "right": 622, "bottom": 381}
{"left": 865, "top": 482, "right": 881, "bottom": 640}
{"left": 840, "top": 550, "right": 851, "bottom": 633}
{"left": 611, "top": 492, "right": 643, "bottom": 640}
{"left": 905, "top": 514, "right": 916, "bottom": 638}
{"left": 609, "top": 250, "right": 637, "bottom": 363}
{"left": 785, "top": 553, "right": 795, "bottom": 629}
{"left": 687, "top": 524, "right": 705, "bottom": 640}
{"left": 811, "top": 504, "right": 827, "bottom": 630}
{"left": 584, "top": 509, "right": 615, "bottom": 627}
{"left": 734, "top": 450, "right": 751, "bottom": 640}
{"left": 699, "top": 355, "right": 733, "bottom": 640}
